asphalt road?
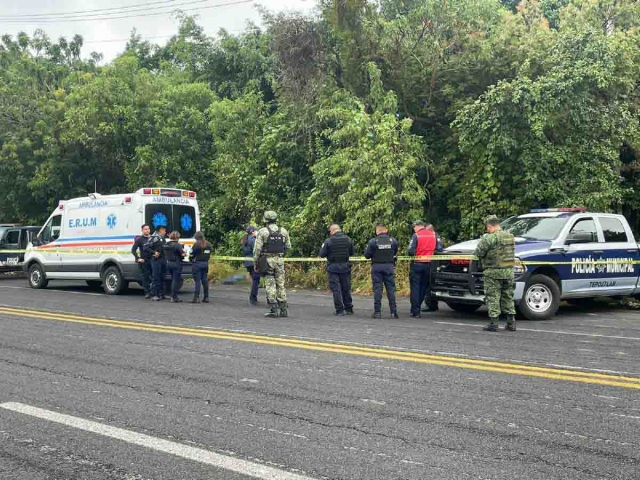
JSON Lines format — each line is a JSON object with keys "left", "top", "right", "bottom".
{"left": 0, "top": 276, "right": 639, "bottom": 480}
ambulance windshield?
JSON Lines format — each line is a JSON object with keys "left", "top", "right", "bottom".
{"left": 145, "top": 205, "right": 196, "bottom": 238}
{"left": 501, "top": 216, "right": 569, "bottom": 241}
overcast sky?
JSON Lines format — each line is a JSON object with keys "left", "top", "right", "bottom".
{"left": 0, "top": 0, "right": 316, "bottom": 62}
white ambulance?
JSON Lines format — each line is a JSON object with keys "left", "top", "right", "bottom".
{"left": 24, "top": 188, "right": 200, "bottom": 294}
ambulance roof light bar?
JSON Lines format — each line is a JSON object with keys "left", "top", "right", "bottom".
{"left": 529, "top": 207, "right": 587, "bottom": 213}
{"left": 139, "top": 188, "right": 195, "bottom": 198}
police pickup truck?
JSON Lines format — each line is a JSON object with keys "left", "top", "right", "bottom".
{"left": 432, "top": 209, "right": 640, "bottom": 320}
{"left": 0, "top": 224, "right": 41, "bottom": 273}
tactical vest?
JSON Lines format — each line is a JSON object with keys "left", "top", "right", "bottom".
{"left": 264, "top": 226, "right": 285, "bottom": 255}
{"left": 414, "top": 228, "right": 436, "bottom": 262}
{"left": 372, "top": 236, "right": 395, "bottom": 264}
{"left": 483, "top": 230, "right": 515, "bottom": 269}
{"left": 194, "top": 242, "right": 212, "bottom": 262}
{"left": 328, "top": 234, "right": 350, "bottom": 264}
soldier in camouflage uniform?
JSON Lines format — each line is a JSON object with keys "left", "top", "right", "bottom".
{"left": 253, "top": 211, "right": 292, "bottom": 318}
{"left": 474, "top": 215, "right": 516, "bottom": 332}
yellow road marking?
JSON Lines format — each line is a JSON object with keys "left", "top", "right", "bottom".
{"left": 0, "top": 306, "right": 639, "bottom": 390}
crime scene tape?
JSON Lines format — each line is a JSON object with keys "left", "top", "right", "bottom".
{"left": 3, "top": 250, "right": 640, "bottom": 266}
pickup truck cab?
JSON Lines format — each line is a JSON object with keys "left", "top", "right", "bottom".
{"left": 0, "top": 225, "right": 41, "bottom": 273}
{"left": 433, "top": 208, "right": 640, "bottom": 320}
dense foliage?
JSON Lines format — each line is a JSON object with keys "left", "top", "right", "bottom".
{"left": 1, "top": 0, "right": 639, "bottom": 254}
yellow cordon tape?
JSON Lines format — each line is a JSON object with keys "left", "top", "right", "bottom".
{"left": 3, "top": 250, "right": 640, "bottom": 266}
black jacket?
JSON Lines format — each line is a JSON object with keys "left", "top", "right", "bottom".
{"left": 144, "top": 232, "right": 166, "bottom": 259}
{"left": 131, "top": 235, "right": 152, "bottom": 261}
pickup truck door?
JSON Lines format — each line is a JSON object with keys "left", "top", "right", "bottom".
{"left": 0, "top": 228, "right": 22, "bottom": 268}
{"left": 593, "top": 216, "right": 640, "bottom": 296}
{"left": 560, "top": 217, "right": 608, "bottom": 296}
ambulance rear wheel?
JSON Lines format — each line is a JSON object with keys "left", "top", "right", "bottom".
{"left": 102, "top": 266, "right": 125, "bottom": 295}
{"left": 519, "top": 274, "right": 561, "bottom": 320}
{"left": 28, "top": 264, "right": 48, "bottom": 289}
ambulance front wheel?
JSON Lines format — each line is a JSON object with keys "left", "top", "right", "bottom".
{"left": 28, "top": 263, "right": 48, "bottom": 289}
{"left": 102, "top": 266, "right": 127, "bottom": 295}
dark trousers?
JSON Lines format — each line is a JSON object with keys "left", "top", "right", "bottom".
{"left": 372, "top": 264, "right": 397, "bottom": 314}
{"left": 138, "top": 260, "right": 152, "bottom": 293}
{"left": 151, "top": 259, "right": 166, "bottom": 297}
{"left": 410, "top": 262, "right": 431, "bottom": 315}
{"left": 167, "top": 261, "right": 182, "bottom": 299}
{"left": 246, "top": 266, "right": 261, "bottom": 301}
{"left": 328, "top": 272, "right": 353, "bottom": 313}
{"left": 193, "top": 261, "right": 209, "bottom": 299}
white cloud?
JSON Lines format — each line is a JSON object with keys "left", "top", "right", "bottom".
{"left": 0, "top": 0, "right": 316, "bottom": 62}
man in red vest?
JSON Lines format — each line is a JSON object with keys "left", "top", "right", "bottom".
{"left": 407, "top": 221, "right": 437, "bottom": 318}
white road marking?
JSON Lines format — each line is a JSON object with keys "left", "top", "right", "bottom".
{"left": 0, "top": 285, "right": 103, "bottom": 296}
{"left": 0, "top": 402, "right": 318, "bottom": 480}
{"left": 434, "top": 322, "right": 640, "bottom": 341}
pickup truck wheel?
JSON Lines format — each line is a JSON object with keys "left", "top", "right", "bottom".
{"left": 28, "top": 264, "right": 48, "bottom": 289}
{"left": 102, "top": 266, "right": 124, "bottom": 295}
{"left": 519, "top": 274, "right": 561, "bottom": 320}
{"left": 445, "top": 302, "right": 481, "bottom": 314}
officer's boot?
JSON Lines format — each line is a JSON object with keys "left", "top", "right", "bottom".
{"left": 483, "top": 318, "right": 499, "bottom": 332}
{"left": 279, "top": 301, "right": 289, "bottom": 318}
{"left": 505, "top": 315, "right": 516, "bottom": 331}
{"left": 264, "top": 303, "right": 279, "bottom": 318}
{"left": 190, "top": 295, "right": 200, "bottom": 304}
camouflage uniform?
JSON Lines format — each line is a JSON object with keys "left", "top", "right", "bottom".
{"left": 253, "top": 212, "right": 291, "bottom": 317}
{"left": 475, "top": 217, "right": 516, "bottom": 330}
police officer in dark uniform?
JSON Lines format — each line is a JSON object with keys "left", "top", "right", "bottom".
{"left": 163, "top": 231, "right": 186, "bottom": 303}
{"left": 242, "top": 226, "right": 260, "bottom": 305}
{"left": 364, "top": 223, "right": 399, "bottom": 319}
{"left": 131, "top": 224, "right": 152, "bottom": 298}
{"left": 407, "top": 221, "right": 437, "bottom": 318}
{"left": 319, "top": 224, "right": 355, "bottom": 316}
{"left": 190, "top": 231, "right": 212, "bottom": 304}
{"left": 144, "top": 225, "right": 167, "bottom": 301}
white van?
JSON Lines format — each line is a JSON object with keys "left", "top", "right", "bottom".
{"left": 24, "top": 188, "right": 200, "bottom": 294}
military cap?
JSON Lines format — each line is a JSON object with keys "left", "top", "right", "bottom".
{"left": 263, "top": 211, "right": 278, "bottom": 222}
{"left": 484, "top": 214, "right": 500, "bottom": 225}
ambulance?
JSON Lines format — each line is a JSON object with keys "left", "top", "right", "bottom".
{"left": 24, "top": 188, "right": 200, "bottom": 294}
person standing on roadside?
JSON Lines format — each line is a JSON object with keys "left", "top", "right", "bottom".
{"left": 242, "top": 226, "right": 260, "bottom": 306}
{"left": 190, "top": 231, "right": 211, "bottom": 304}
{"left": 163, "top": 231, "right": 186, "bottom": 303}
{"left": 253, "top": 211, "right": 291, "bottom": 318}
{"left": 474, "top": 215, "right": 516, "bottom": 332}
{"left": 319, "top": 224, "right": 355, "bottom": 316}
{"left": 364, "top": 223, "right": 399, "bottom": 319}
{"left": 422, "top": 224, "right": 443, "bottom": 313}
{"left": 144, "top": 225, "right": 167, "bottom": 301}
{"left": 131, "top": 224, "right": 152, "bottom": 299}
{"left": 407, "top": 221, "right": 437, "bottom": 318}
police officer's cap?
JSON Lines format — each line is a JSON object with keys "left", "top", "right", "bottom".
{"left": 485, "top": 215, "right": 500, "bottom": 225}
{"left": 263, "top": 211, "right": 278, "bottom": 222}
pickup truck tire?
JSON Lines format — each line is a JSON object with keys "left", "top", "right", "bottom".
{"left": 519, "top": 274, "right": 561, "bottom": 320}
{"left": 28, "top": 263, "right": 48, "bottom": 289}
{"left": 445, "top": 302, "right": 481, "bottom": 314}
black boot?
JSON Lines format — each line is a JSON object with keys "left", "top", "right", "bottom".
{"left": 190, "top": 296, "right": 200, "bottom": 304}
{"left": 345, "top": 307, "right": 354, "bottom": 315}
{"left": 505, "top": 315, "right": 516, "bottom": 331}
{"left": 279, "top": 301, "right": 289, "bottom": 318}
{"left": 265, "top": 304, "right": 279, "bottom": 318}
{"left": 483, "top": 318, "right": 499, "bottom": 332}
{"left": 371, "top": 312, "right": 382, "bottom": 319}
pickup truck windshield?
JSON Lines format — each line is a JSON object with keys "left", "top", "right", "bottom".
{"left": 501, "top": 216, "right": 569, "bottom": 241}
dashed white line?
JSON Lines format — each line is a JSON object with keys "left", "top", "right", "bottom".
{"left": 0, "top": 402, "right": 318, "bottom": 480}
{"left": 434, "top": 322, "right": 640, "bottom": 341}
